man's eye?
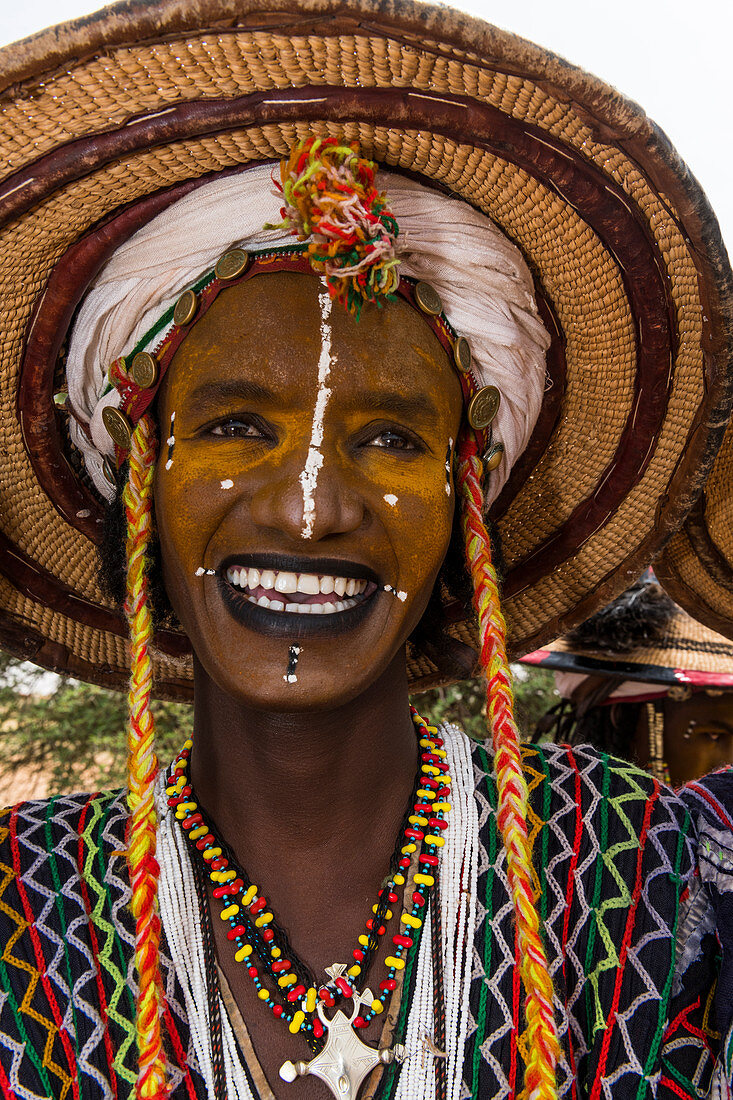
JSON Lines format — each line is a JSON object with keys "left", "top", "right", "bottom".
{"left": 368, "top": 430, "right": 416, "bottom": 451}
{"left": 209, "top": 418, "right": 265, "bottom": 439}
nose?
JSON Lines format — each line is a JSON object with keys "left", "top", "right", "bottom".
{"left": 249, "top": 447, "right": 366, "bottom": 543}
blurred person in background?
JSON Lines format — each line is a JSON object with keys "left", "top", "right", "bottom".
{"left": 523, "top": 573, "right": 733, "bottom": 786}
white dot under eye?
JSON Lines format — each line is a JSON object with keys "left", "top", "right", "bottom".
{"left": 384, "top": 494, "right": 398, "bottom": 506}
{"left": 221, "top": 479, "right": 234, "bottom": 490}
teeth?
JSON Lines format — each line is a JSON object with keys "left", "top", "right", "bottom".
{"left": 225, "top": 566, "right": 372, "bottom": 609}
{"left": 275, "top": 572, "right": 298, "bottom": 594}
{"left": 244, "top": 594, "right": 361, "bottom": 614}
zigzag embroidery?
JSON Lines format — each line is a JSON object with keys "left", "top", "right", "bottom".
{"left": 0, "top": 807, "right": 53, "bottom": 1100}
{"left": 6, "top": 805, "right": 72, "bottom": 1095}
{"left": 462, "top": 742, "right": 718, "bottom": 1099}
{"left": 0, "top": 745, "right": 722, "bottom": 1100}
{"left": 81, "top": 793, "right": 135, "bottom": 1092}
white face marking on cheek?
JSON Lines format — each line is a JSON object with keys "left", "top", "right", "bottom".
{"left": 445, "top": 437, "right": 453, "bottom": 496}
{"left": 194, "top": 567, "right": 216, "bottom": 576}
{"left": 299, "top": 285, "right": 333, "bottom": 539}
{"left": 283, "top": 644, "right": 302, "bottom": 683}
{"left": 384, "top": 494, "right": 398, "bottom": 507}
{"left": 165, "top": 411, "right": 176, "bottom": 471}
{"left": 383, "top": 584, "right": 408, "bottom": 601}
{"left": 220, "top": 479, "right": 234, "bottom": 490}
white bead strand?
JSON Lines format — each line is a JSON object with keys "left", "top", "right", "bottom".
{"left": 157, "top": 780, "right": 256, "bottom": 1099}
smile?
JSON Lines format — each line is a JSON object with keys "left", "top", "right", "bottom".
{"left": 224, "top": 566, "right": 372, "bottom": 614}
{"left": 216, "top": 556, "right": 382, "bottom": 637}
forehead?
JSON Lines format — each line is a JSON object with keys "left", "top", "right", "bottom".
{"left": 668, "top": 691, "right": 733, "bottom": 721}
{"left": 161, "top": 271, "right": 462, "bottom": 407}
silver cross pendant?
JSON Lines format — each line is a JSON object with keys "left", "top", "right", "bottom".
{"left": 279, "top": 990, "right": 403, "bottom": 1099}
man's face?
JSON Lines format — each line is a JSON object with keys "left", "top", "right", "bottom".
{"left": 154, "top": 272, "right": 463, "bottom": 711}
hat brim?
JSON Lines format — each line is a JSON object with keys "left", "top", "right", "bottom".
{"left": 0, "top": 0, "right": 731, "bottom": 698}
{"left": 523, "top": 602, "right": 733, "bottom": 691}
{"left": 657, "top": 419, "right": 733, "bottom": 642}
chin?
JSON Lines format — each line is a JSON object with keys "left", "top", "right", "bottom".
{"left": 188, "top": 614, "right": 411, "bottom": 714}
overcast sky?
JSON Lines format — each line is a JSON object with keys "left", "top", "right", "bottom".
{"left": 1, "top": 0, "right": 731, "bottom": 253}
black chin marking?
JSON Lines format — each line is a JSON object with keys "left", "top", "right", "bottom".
{"left": 283, "top": 645, "right": 301, "bottom": 683}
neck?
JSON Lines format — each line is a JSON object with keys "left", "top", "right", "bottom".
{"left": 188, "top": 653, "right": 419, "bottom": 878}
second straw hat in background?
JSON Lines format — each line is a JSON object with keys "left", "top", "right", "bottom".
{"left": 521, "top": 573, "right": 733, "bottom": 785}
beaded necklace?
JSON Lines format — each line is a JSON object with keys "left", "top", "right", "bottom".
{"left": 165, "top": 707, "right": 453, "bottom": 1098}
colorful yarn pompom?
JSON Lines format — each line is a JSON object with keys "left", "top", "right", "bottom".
{"left": 269, "top": 136, "right": 400, "bottom": 316}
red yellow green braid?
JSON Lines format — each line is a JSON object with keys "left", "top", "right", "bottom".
{"left": 123, "top": 413, "right": 168, "bottom": 1099}
{"left": 457, "top": 435, "right": 560, "bottom": 1100}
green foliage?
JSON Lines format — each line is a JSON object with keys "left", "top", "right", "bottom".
{"left": 0, "top": 653, "right": 191, "bottom": 797}
{"left": 0, "top": 653, "right": 556, "bottom": 798}
{"left": 416, "top": 664, "right": 557, "bottom": 742}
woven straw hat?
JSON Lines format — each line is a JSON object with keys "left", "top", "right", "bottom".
{"left": 523, "top": 604, "right": 733, "bottom": 693}
{"left": 0, "top": 0, "right": 732, "bottom": 699}
{"left": 657, "top": 421, "right": 733, "bottom": 642}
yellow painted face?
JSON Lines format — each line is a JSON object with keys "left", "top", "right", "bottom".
{"left": 154, "top": 272, "right": 463, "bottom": 711}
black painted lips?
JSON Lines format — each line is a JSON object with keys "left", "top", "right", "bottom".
{"left": 216, "top": 554, "right": 381, "bottom": 638}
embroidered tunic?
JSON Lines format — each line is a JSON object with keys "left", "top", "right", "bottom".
{"left": 0, "top": 735, "right": 729, "bottom": 1099}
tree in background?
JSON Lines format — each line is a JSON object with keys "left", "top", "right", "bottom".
{"left": 0, "top": 652, "right": 556, "bottom": 797}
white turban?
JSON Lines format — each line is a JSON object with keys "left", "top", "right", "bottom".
{"left": 66, "top": 165, "right": 550, "bottom": 501}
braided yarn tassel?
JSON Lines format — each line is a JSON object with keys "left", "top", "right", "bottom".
{"left": 457, "top": 439, "right": 560, "bottom": 1100}
{"left": 123, "top": 414, "right": 168, "bottom": 1099}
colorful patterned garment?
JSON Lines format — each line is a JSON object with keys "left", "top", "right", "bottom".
{"left": 0, "top": 738, "right": 729, "bottom": 1099}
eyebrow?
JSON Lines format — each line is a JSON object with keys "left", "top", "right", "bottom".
{"left": 356, "top": 390, "right": 440, "bottom": 424}
{"left": 183, "top": 380, "right": 441, "bottom": 425}
{"left": 185, "top": 378, "right": 276, "bottom": 411}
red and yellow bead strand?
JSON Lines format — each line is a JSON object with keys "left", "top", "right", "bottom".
{"left": 165, "top": 709, "right": 451, "bottom": 1044}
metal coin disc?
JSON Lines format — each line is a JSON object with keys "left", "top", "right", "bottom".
{"left": 414, "top": 281, "right": 443, "bottom": 316}
{"left": 453, "top": 336, "right": 472, "bottom": 373}
{"left": 130, "top": 351, "right": 158, "bottom": 389}
{"left": 484, "top": 441, "right": 505, "bottom": 472}
{"left": 215, "top": 248, "right": 251, "bottom": 281}
{"left": 102, "top": 457, "right": 117, "bottom": 487}
{"left": 102, "top": 406, "right": 132, "bottom": 450}
{"left": 173, "top": 288, "right": 198, "bottom": 327}
{"left": 468, "top": 385, "right": 501, "bottom": 430}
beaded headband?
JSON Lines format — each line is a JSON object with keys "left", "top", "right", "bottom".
{"left": 100, "top": 245, "right": 504, "bottom": 477}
